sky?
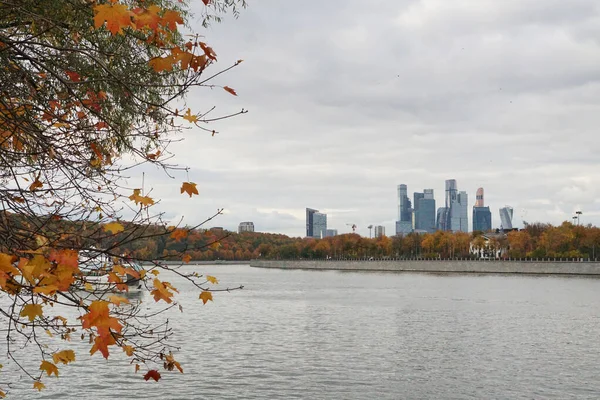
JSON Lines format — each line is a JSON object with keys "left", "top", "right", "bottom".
{"left": 134, "top": 0, "right": 600, "bottom": 237}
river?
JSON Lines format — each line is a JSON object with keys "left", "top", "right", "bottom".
{"left": 3, "top": 264, "right": 600, "bottom": 399}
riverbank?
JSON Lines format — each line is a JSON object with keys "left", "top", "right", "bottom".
{"left": 249, "top": 259, "right": 600, "bottom": 275}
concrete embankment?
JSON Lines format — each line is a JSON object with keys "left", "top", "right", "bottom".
{"left": 249, "top": 260, "right": 600, "bottom": 275}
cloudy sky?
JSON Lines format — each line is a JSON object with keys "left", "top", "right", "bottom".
{"left": 137, "top": 0, "right": 600, "bottom": 237}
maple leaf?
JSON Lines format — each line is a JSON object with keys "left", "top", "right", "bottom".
{"left": 182, "top": 108, "right": 198, "bottom": 123}
{"left": 132, "top": 5, "right": 161, "bottom": 30}
{"left": 202, "top": 0, "right": 211, "bottom": 5}
{"left": 49, "top": 249, "right": 79, "bottom": 269}
{"left": 65, "top": 71, "right": 81, "bottom": 82}
{"left": 182, "top": 254, "right": 192, "bottom": 264}
{"left": 40, "top": 361, "right": 58, "bottom": 377}
{"left": 206, "top": 275, "right": 218, "bottom": 284}
{"left": 160, "top": 10, "right": 183, "bottom": 31}
{"left": 135, "top": 364, "right": 140, "bottom": 373}
{"left": 143, "top": 370, "right": 161, "bottom": 382}
{"left": 29, "top": 178, "right": 43, "bottom": 191}
{"left": 223, "top": 86, "right": 237, "bottom": 96}
{"left": 122, "top": 345, "right": 135, "bottom": 356}
{"left": 129, "top": 188, "right": 154, "bottom": 207}
{"left": 84, "top": 282, "right": 94, "bottom": 291}
{"left": 52, "top": 350, "right": 76, "bottom": 365}
{"left": 148, "top": 56, "right": 175, "bottom": 72}
{"left": 33, "top": 381, "right": 45, "bottom": 391}
{"left": 199, "top": 42, "right": 217, "bottom": 60}
{"left": 81, "top": 301, "right": 123, "bottom": 358}
{"left": 93, "top": 3, "right": 133, "bottom": 35}
{"left": 108, "top": 295, "right": 129, "bottom": 306}
{"left": 180, "top": 182, "right": 198, "bottom": 197}
{"left": 170, "top": 229, "right": 188, "bottom": 241}
{"left": 104, "top": 221, "right": 124, "bottom": 234}
{"left": 164, "top": 353, "right": 183, "bottom": 373}
{"left": 150, "top": 279, "right": 177, "bottom": 303}
{"left": 199, "top": 291, "right": 213, "bottom": 304}
{"left": 20, "top": 304, "right": 43, "bottom": 322}
{"left": 90, "top": 334, "right": 116, "bottom": 358}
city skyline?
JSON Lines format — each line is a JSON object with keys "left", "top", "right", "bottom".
{"left": 129, "top": 0, "right": 600, "bottom": 238}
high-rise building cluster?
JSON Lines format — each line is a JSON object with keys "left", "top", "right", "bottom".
{"left": 395, "top": 180, "right": 512, "bottom": 235}
{"left": 303, "top": 180, "right": 514, "bottom": 238}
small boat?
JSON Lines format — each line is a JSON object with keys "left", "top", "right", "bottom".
{"left": 79, "top": 248, "right": 145, "bottom": 290}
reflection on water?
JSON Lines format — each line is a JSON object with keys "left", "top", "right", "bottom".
{"left": 3, "top": 264, "right": 600, "bottom": 399}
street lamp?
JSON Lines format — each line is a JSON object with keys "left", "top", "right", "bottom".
{"left": 367, "top": 225, "right": 373, "bottom": 238}
{"left": 573, "top": 216, "right": 578, "bottom": 225}
{"left": 576, "top": 210, "right": 582, "bottom": 226}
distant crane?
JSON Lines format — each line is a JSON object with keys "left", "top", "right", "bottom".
{"left": 346, "top": 223, "right": 357, "bottom": 233}
{"left": 367, "top": 225, "right": 373, "bottom": 238}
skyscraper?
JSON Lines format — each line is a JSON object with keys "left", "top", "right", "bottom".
{"left": 499, "top": 206, "right": 514, "bottom": 230}
{"left": 396, "top": 184, "right": 413, "bottom": 235}
{"left": 437, "top": 179, "right": 468, "bottom": 232}
{"left": 472, "top": 188, "right": 491, "bottom": 232}
{"left": 414, "top": 189, "right": 436, "bottom": 233}
{"left": 306, "top": 208, "right": 328, "bottom": 238}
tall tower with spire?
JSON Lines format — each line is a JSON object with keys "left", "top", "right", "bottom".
{"left": 473, "top": 187, "right": 491, "bottom": 232}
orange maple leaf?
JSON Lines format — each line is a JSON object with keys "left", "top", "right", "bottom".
{"left": 180, "top": 182, "right": 198, "bottom": 197}
{"left": 20, "top": 304, "right": 43, "bottom": 322}
{"left": 170, "top": 229, "right": 188, "bottom": 241}
{"left": 143, "top": 369, "right": 161, "bottom": 382}
{"left": 29, "top": 178, "right": 43, "bottom": 191}
{"left": 223, "top": 86, "right": 237, "bottom": 96}
{"left": 122, "top": 345, "right": 135, "bottom": 356}
{"left": 90, "top": 334, "right": 116, "bottom": 358}
{"left": 199, "top": 291, "right": 213, "bottom": 304}
{"left": 81, "top": 301, "right": 122, "bottom": 358}
{"left": 33, "top": 381, "right": 45, "bottom": 391}
{"left": 132, "top": 5, "right": 161, "bottom": 30}
{"left": 160, "top": 10, "right": 183, "bottom": 31}
{"left": 108, "top": 295, "right": 129, "bottom": 306}
{"left": 48, "top": 249, "right": 79, "bottom": 270}
{"left": 151, "top": 278, "right": 178, "bottom": 303}
{"left": 39, "top": 361, "right": 58, "bottom": 377}
{"left": 93, "top": 3, "right": 133, "bottom": 35}
{"left": 148, "top": 56, "right": 175, "bottom": 72}
{"left": 129, "top": 188, "right": 154, "bottom": 207}
{"left": 206, "top": 275, "right": 218, "bottom": 284}
{"left": 52, "top": 350, "right": 76, "bottom": 365}
{"left": 182, "top": 254, "right": 192, "bottom": 263}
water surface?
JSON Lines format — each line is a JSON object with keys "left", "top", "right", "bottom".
{"left": 3, "top": 265, "right": 600, "bottom": 399}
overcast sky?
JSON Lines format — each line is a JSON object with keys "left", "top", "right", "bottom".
{"left": 134, "top": 0, "right": 600, "bottom": 237}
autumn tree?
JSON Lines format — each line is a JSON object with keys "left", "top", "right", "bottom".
{"left": 0, "top": 0, "right": 246, "bottom": 395}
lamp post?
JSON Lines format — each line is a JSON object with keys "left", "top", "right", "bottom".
{"left": 576, "top": 210, "right": 582, "bottom": 226}
{"left": 368, "top": 225, "right": 373, "bottom": 238}
{"left": 573, "top": 216, "right": 578, "bottom": 225}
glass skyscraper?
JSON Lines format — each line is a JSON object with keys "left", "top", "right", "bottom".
{"left": 472, "top": 188, "right": 491, "bottom": 232}
{"left": 396, "top": 184, "right": 413, "bottom": 235}
{"left": 437, "top": 179, "right": 468, "bottom": 232}
{"left": 414, "top": 189, "right": 436, "bottom": 233}
{"left": 306, "top": 208, "right": 327, "bottom": 238}
{"left": 499, "top": 206, "right": 514, "bottom": 230}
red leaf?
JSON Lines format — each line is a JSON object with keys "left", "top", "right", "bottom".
{"left": 202, "top": 0, "right": 211, "bottom": 4}
{"left": 223, "top": 86, "right": 237, "bottom": 96}
{"left": 144, "top": 370, "right": 161, "bottom": 382}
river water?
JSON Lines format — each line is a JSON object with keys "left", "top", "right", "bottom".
{"left": 3, "top": 264, "right": 600, "bottom": 399}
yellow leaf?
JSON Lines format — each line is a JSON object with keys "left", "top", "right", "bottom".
{"left": 52, "top": 350, "right": 75, "bottom": 365}
{"left": 85, "top": 282, "right": 94, "bottom": 291}
{"left": 33, "top": 381, "right": 45, "bottom": 391}
{"left": 180, "top": 182, "right": 198, "bottom": 197}
{"left": 135, "top": 364, "right": 140, "bottom": 373}
{"left": 206, "top": 275, "right": 218, "bottom": 284}
{"left": 104, "top": 221, "right": 124, "bottom": 234}
{"left": 0, "top": 389, "right": 5, "bottom": 397}
{"left": 108, "top": 295, "right": 129, "bottom": 306}
{"left": 129, "top": 188, "right": 154, "bottom": 207}
{"left": 150, "top": 270, "right": 160, "bottom": 276}
{"left": 45, "top": 329, "right": 53, "bottom": 338}
{"left": 20, "top": 304, "right": 43, "bottom": 322}
{"left": 199, "top": 291, "right": 213, "bottom": 304}
{"left": 182, "top": 108, "right": 198, "bottom": 123}
{"left": 122, "top": 345, "right": 134, "bottom": 356}
{"left": 39, "top": 360, "right": 58, "bottom": 377}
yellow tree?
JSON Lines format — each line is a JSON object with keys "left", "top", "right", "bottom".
{"left": 0, "top": 0, "right": 245, "bottom": 395}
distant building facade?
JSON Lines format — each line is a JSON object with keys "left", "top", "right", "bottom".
{"left": 499, "top": 206, "right": 514, "bottom": 230}
{"left": 396, "top": 184, "right": 413, "bottom": 235}
{"left": 414, "top": 189, "right": 436, "bottom": 233}
{"left": 238, "top": 222, "right": 255, "bottom": 233}
{"left": 306, "top": 208, "right": 327, "bottom": 238}
{"left": 374, "top": 225, "right": 385, "bottom": 238}
{"left": 472, "top": 188, "right": 491, "bottom": 232}
{"left": 324, "top": 229, "right": 338, "bottom": 237}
